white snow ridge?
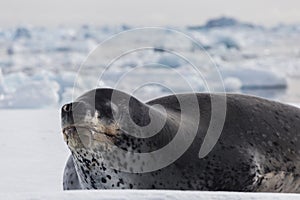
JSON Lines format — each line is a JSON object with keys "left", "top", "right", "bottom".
{"left": 1, "top": 190, "right": 300, "bottom": 200}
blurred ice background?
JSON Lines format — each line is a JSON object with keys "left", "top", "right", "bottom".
{"left": 1, "top": 1, "right": 300, "bottom": 197}
{"left": 0, "top": 16, "right": 299, "bottom": 108}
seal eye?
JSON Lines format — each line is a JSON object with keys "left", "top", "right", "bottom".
{"left": 62, "top": 101, "right": 87, "bottom": 115}
{"left": 63, "top": 104, "right": 72, "bottom": 112}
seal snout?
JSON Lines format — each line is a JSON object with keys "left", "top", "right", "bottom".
{"left": 63, "top": 126, "right": 77, "bottom": 135}
{"left": 61, "top": 101, "right": 89, "bottom": 126}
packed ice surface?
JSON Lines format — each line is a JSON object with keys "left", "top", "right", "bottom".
{"left": 0, "top": 17, "right": 300, "bottom": 108}
{"left": 0, "top": 109, "right": 68, "bottom": 193}
{"left": 1, "top": 190, "right": 300, "bottom": 200}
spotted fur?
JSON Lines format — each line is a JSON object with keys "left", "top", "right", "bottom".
{"left": 61, "top": 88, "right": 300, "bottom": 192}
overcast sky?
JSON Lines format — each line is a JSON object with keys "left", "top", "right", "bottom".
{"left": 1, "top": 0, "right": 300, "bottom": 27}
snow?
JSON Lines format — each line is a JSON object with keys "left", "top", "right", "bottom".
{"left": 0, "top": 68, "right": 4, "bottom": 95}
{"left": 0, "top": 190, "right": 300, "bottom": 200}
{"left": 220, "top": 68, "right": 287, "bottom": 90}
{"left": 157, "top": 53, "right": 186, "bottom": 68}
{"left": 0, "top": 76, "right": 60, "bottom": 108}
{"left": 223, "top": 77, "right": 242, "bottom": 91}
{"left": 0, "top": 109, "right": 69, "bottom": 193}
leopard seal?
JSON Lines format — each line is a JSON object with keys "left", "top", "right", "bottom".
{"left": 61, "top": 88, "right": 300, "bottom": 192}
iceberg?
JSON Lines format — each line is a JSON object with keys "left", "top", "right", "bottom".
{"left": 0, "top": 20, "right": 298, "bottom": 108}
{"left": 221, "top": 68, "right": 287, "bottom": 90}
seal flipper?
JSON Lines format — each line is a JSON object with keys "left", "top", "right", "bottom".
{"left": 255, "top": 171, "right": 300, "bottom": 192}
{"left": 63, "top": 156, "right": 81, "bottom": 190}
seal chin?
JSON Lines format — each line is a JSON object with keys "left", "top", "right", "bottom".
{"left": 62, "top": 125, "right": 90, "bottom": 149}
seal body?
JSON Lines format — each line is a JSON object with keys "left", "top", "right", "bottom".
{"left": 61, "top": 88, "right": 300, "bottom": 192}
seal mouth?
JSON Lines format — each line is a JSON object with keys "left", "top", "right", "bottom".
{"left": 63, "top": 125, "right": 116, "bottom": 138}
{"left": 63, "top": 126, "right": 77, "bottom": 136}
{"left": 62, "top": 124, "right": 118, "bottom": 148}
